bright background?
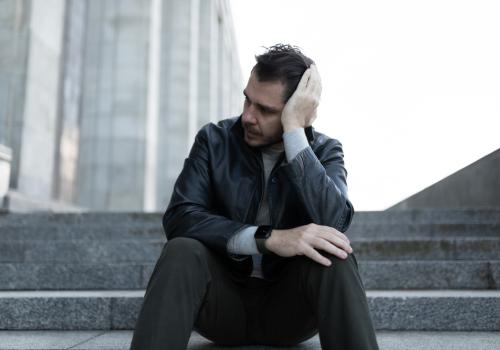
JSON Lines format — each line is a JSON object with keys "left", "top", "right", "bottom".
{"left": 230, "top": 0, "right": 500, "bottom": 210}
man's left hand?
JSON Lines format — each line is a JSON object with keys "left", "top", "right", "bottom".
{"left": 281, "top": 64, "right": 322, "bottom": 133}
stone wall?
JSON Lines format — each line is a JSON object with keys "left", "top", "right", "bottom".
{"left": 389, "top": 148, "right": 500, "bottom": 210}
{"left": 0, "top": 0, "right": 242, "bottom": 212}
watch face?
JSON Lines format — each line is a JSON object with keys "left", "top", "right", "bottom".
{"left": 255, "top": 225, "right": 272, "bottom": 239}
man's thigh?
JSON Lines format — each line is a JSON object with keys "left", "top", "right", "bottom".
{"left": 193, "top": 248, "right": 249, "bottom": 346}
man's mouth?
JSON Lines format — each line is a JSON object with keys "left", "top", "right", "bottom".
{"left": 245, "top": 128, "right": 259, "bottom": 136}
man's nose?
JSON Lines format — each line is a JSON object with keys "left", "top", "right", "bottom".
{"left": 242, "top": 105, "right": 257, "bottom": 124}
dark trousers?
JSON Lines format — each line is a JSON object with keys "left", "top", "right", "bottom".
{"left": 130, "top": 237, "right": 379, "bottom": 350}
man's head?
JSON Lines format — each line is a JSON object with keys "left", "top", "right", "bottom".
{"left": 242, "top": 44, "right": 314, "bottom": 148}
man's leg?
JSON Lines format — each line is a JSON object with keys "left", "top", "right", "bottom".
{"left": 129, "top": 237, "right": 248, "bottom": 349}
{"left": 257, "top": 252, "right": 379, "bottom": 350}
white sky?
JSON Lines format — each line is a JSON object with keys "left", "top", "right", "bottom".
{"left": 230, "top": 0, "right": 500, "bottom": 210}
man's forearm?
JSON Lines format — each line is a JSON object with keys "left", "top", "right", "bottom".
{"left": 283, "top": 127, "right": 309, "bottom": 163}
{"left": 281, "top": 131, "right": 354, "bottom": 232}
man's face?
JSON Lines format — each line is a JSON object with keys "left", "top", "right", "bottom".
{"left": 241, "top": 71, "right": 286, "bottom": 148}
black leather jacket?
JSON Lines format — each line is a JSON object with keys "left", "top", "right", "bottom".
{"left": 163, "top": 115, "right": 354, "bottom": 281}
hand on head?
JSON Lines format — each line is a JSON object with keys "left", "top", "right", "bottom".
{"left": 281, "top": 64, "right": 322, "bottom": 132}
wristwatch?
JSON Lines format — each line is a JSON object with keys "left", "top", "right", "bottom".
{"left": 254, "top": 225, "right": 273, "bottom": 254}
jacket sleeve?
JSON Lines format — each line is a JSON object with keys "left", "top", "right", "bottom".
{"left": 162, "top": 126, "right": 249, "bottom": 256}
{"left": 281, "top": 139, "right": 354, "bottom": 233}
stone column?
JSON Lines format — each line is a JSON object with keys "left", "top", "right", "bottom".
{"left": 77, "top": 0, "right": 150, "bottom": 210}
{"left": 17, "top": 0, "right": 66, "bottom": 200}
{"left": 53, "top": 0, "right": 87, "bottom": 204}
{"left": 0, "top": 0, "right": 32, "bottom": 190}
{"left": 0, "top": 0, "right": 31, "bottom": 196}
{"left": 155, "top": 0, "right": 200, "bottom": 209}
{"left": 0, "top": 145, "right": 12, "bottom": 207}
{"left": 214, "top": 0, "right": 243, "bottom": 120}
{"left": 143, "top": 0, "right": 162, "bottom": 212}
{"left": 197, "top": 0, "right": 219, "bottom": 126}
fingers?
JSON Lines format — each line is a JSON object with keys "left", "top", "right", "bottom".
{"left": 297, "top": 68, "right": 312, "bottom": 92}
{"left": 290, "top": 65, "right": 321, "bottom": 101}
{"left": 311, "top": 235, "right": 351, "bottom": 260}
{"left": 318, "top": 224, "right": 350, "bottom": 244}
{"left": 315, "top": 226, "right": 353, "bottom": 255}
{"left": 302, "top": 245, "right": 332, "bottom": 267}
{"left": 306, "top": 65, "right": 322, "bottom": 104}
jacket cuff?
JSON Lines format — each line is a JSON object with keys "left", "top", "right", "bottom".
{"left": 283, "top": 127, "right": 309, "bottom": 163}
{"left": 227, "top": 225, "right": 259, "bottom": 259}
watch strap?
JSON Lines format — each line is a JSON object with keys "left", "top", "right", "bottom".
{"left": 254, "top": 225, "right": 272, "bottom": 254}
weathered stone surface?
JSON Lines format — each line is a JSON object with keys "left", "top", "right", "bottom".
{"left": 0, "top": 263, "right": 146, "bottom": 290}
{"left": 1, "top": 238, "right": 498, "bottom": 263}
{"left": 0, "top": 290, "right": 499, "bottom": 331}
{"left": 0, "top": 224, "right": 164, "bottom": 240}
{"left": 0, "top": 330, "right": 100, "bottom": 349}
{"left": 350, "top": 238, "right": 500, "bottom": 260}
{"left": 368, "top": 290, "right": 500, "bottom": 331}
{"left": 110, "top": 297, "right": 143, "bottom": 330}
{"left": 0, "top": 330, "right": 500, "bottom": 350}
{"left": 347, "top": 222, "right": 500, "bottom": 238}
{"left": 0, "top": 293, "right": 111, "bottom": 330}
{"left": 0, "top": 240, "right": 165, "bottom": 263}
{"left": 0, "top": 210, "right": 499, "bottom": 341}
{"left": 1, "top": 261, "right": 498, "bottom": 290}
{"left": 0, "top": 212, "right": 162, "bottom": 226}
{"left": 350, "top": 209, "right": 500, "bottom": 224}
{"left": 359, "top": 261, "right": 496, "bottom": 290}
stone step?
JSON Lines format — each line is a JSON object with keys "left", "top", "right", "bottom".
{"left": 1, "top": 237, "right": 499, "bottom": 263}
{"left": 346, "top": 223, "right": 500, "bottom": 238}
{"left": 0, "top": 224, "right": 165, "bottom": 240}
{"left": 0, "top": 290, "right": 498, "bottom": 331}
{"left": 1, "top": 261, "right": 498, "bottom": 290}
{"left": 2, "top": 209, "right": 500, "bottom": 226}
{"left": 2, "top": 222, "right": 499, "bottom": 241}
{"left": 0, "top": 239, "right": 165, "bottom": 263}
{"left": 0, "top": 212, "right": 163, "bottom": 226}
{"left": 0, "top": 330, "right": 499, "bottom": 350}
{"left": 351, "top": 237, "right": 500, "bottom": 260}
{"left": 351, "top": 209, "right": 500, "bottom": 224}
{"left": 1, "top": 210, "right": 500, "bottom": 241}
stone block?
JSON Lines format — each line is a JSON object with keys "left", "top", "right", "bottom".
{"left": 0, "top": 262, "right": 145, "bottom": 290}
{"left": 0, "top": 292, "right": 111, "bottom": 329}
{"left": 351, "top": 210, "right": 500, "bottom": 225}
{"left": 359, "top": 261, "right": 492, "bottom": 289}
{"left": 3, "top": 239, "right": 163, "bottom": 263}
{"left": 351, "top": 238, "right": 500, "bottom": 260}
{"left": 347, "top": 222, "right": 500, "bottom": 239}
{"left": 0, "top": 330, "right": 100, "bottom": 349}
{"left": 110, "top": 297, "right": 143, "bottom": 329}
{"left": 368, "top": 290, "right": 500, "bottom": 331}
{"left": 0, "top": 290, "right": 499, "bottom": 331}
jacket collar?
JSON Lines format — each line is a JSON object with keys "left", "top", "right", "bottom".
{"left": 231, "top": 115, "right": 316, "bottom": 145}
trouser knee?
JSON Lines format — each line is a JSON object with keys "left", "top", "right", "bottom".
{"left": 148, "top": 237, "right": 211, "bottom": 285}
{"left": 297, "top": 252, "right": 363, "bottom": 289}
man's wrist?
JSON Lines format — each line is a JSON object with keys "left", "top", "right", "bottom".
{"left": 282, "top": 121, "right": 303, "bottom": 133}
{"left": 254, "top": 225, "right": 273, "bottom": 254}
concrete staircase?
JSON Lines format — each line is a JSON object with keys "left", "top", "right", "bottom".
{"left": 0, "top": 210, "right": 499, "bottom": 349}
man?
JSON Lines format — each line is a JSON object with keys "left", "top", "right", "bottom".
{"left": 130, "top": 44, "right": 379, "bottom": 350}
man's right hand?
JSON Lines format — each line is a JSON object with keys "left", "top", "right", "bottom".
{"left": 265, "top": 223, "right": 353, "bottom": 267}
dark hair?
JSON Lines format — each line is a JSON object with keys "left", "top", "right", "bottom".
{"left": 252, "top": 44, "right": 314, "bottom": 102}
